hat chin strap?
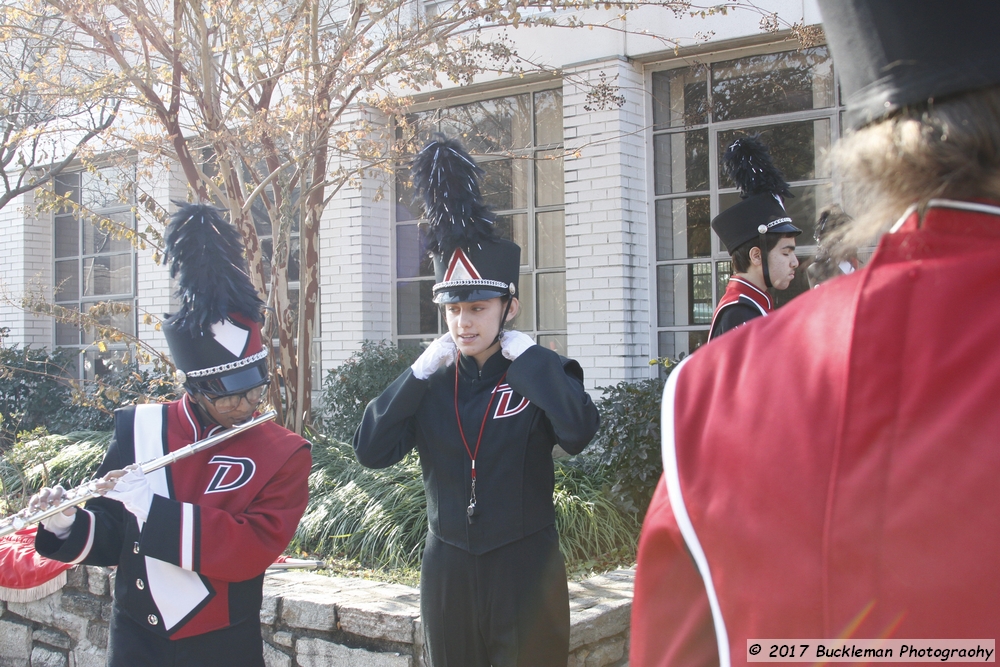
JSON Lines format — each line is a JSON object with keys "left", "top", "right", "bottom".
{"left": 758, "top": 229, "right": 773, "bottom": 291}
{"left": 492, "top": 297, "right": 514, "bottom": 346}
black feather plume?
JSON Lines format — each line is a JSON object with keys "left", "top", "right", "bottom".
{"left": 163, "top": 202, "right": 264, "bottom": 337}
{"left": 410, "top": 135, "right": 496, "bottom": 257}
{"left": 722, "top": 135, "right": 793, "bottom": 200}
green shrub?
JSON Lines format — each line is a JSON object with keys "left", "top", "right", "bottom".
{"left": 313, "top": 340, "right": 421, "bottom": 442}
{"left": 0, "top": 328, "right": 177, "bottom": 445}
{"left": 585, "top": 359, "right": 677, "bottom": 519}
{"left": 0, "top": 329, "right": 79, "bottom": 447}
{"left": 0, "top": 430, "right": 109, "bottom": 514}
{"left": 53, "top": 367, "right": 178, "bottom": 432}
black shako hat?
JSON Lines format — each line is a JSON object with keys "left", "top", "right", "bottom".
{"left": 411, "top": 135, "right": 520, "bottom": 304}
{"left": 161, "top": 202, "right": 268, "bottom": 396}
{"left": 711, "top": 135, "right": 800, "bottom": 254}
{"left": 818, "top": 0, "right": 1000, "bottom": 131}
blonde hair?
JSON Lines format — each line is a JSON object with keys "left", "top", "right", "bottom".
{"left": 833, "top": 86, "right": 1000, "bottom": 247}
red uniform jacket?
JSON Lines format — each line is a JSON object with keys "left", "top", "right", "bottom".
{"left": 631, "top": 200, "right": 1000, "bottom": 666}
{"left": 708, "top": 277, "right": 773, "bottom": 340}
{"left": 37, "top": 395, "right": 311, "bottom": 639}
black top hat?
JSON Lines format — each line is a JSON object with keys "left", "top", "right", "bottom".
{"left": 411, "top": 136, "right": 520, "bottom": 304}
{"left": 711, "top": 136, "right": 800, "bottom": 254}
{"left": 162, "top": 203, "right": 268, "bottom": 396}
{"left": 819, "top": 0, "right": 1000, "bottom": 130}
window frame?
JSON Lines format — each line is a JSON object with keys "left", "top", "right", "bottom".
{"left": 51, "top": 164, "right": 139, "bottom": 381}
{"left": 391, "top": 83, "right": 567, "bottom": 353}
{"left": 646, "top": 42, "right": 846, "bottom": 361}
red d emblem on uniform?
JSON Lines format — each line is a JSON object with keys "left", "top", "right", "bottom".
{"left": 492, "top": 384, "right": 530, "bottom": 419}
{"left": 205, "top": 455, "right": 256, "bottom": 494}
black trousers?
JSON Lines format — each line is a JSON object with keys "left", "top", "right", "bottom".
{"left": 107, "top": 605, "right": 264, "bottom": 667}
{"left": 420, "top": 525, "right": 570, "bottom": 667}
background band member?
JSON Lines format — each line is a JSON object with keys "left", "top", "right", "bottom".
{"left": 708, "top": 136, "right": 801, "bottom": 340}
{"left": 807, "top": 204, "right": 859, "bottom": 289}
{"left": 354, "top": 137, "right": 600, "bottom": 667}
{"left": 630, "top": 2, "right": 1000, "bottom": 665}
{"left": 31, "top": 203, "right": 311, "bottom": 667}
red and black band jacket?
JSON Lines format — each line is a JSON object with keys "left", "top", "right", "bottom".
{"left": 630, "top": 200, "right": 1000, "bottom": 666}
{"left": 354, "top": 345, "right": 600, "bottom": 555}
{"left": 708, "top": 277, "right": 773, "bottom": 340}
{"left": 36, "top": 395, "right": 311, "bottom": 640}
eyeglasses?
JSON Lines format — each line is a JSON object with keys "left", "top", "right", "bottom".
{"left": 201, "top": 383, "right": 269, "bottom": 414}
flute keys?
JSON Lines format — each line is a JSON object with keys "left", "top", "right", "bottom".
{"left": 12, "top": 517, "right": 25, "bottom": 530}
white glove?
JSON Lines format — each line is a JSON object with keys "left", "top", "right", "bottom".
{"left": 106, "top": 467, "right": 153, "bottom": 523}
{"left": 411, "top": 333, "right": 457, "bottom": 380}
{"left": 39, "top": 487, "right": 77, "bottom": 540}
{"left": 501, "top": 330, "right": 536, "bottom": 361}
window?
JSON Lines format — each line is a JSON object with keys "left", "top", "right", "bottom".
{"left": 53, "top": 166, "right": 137, "bottom": 379}
{"left": 394, "top": 88, "right": 566, "bottom": 353}
{"left": 650, "top": 46, "right": 842, "bottom": 359}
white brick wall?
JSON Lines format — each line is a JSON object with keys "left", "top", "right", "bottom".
{"left": 0, "top": 190, "right": 54, "bottom": 348}
{"left": 318, "top": 106, "right": 393, "bottom": 377}
{"left": 563, "top": 57, "right": 652, "bottom": 391}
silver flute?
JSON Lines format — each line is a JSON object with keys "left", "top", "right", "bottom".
{"left": 0, "top": 410, "right": 277, "bottom": 538}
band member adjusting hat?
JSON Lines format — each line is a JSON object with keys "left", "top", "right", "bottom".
{"left": 161, "top": 202, "right": 268, "bottom": 396}
{"left": 818, "top": 0, "right": 1000, "bottom": 131}
{"left": 411, "top": 135, "right": 520, "bottom": 304}
{"left": 711, "top": 135, "right": 801, "bottom": 254}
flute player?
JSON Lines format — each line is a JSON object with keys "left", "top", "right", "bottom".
{"left": 28, "top": 203, "right": 311, "bottom": 667}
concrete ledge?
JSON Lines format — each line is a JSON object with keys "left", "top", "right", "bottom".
{"left": 0, "top": 566, "right": 634, "bottom": 667}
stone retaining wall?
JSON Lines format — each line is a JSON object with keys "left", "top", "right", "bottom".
{"left": 0, "top": 567, "right": 633, "bottom": 667}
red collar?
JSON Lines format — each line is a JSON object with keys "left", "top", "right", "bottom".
{"left": 715, "top": 277, "right": 772, "bottom": 315}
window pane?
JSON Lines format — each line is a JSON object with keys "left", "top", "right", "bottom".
{"left": 397, "top": 224, "right": 434, "bottom": 278}
{"left": 716, "top": 260, "right": 732, "bottom": 300}
{"left": 718, "top": 119, "right": 831, "bottom": 187}
{"left": 689, "top": 262, "right": 713, "bottom": 325}
{"left": 85, "top": 211, "right": 133, "bottom": 255}
{"left": 397, "top": 280, "right": 438, "bottom": 335}
{"left": 54, "top": 260, "right": 79, "bottom": 302}
{"left": 56, "top": 306, "right": 81, "bottom": 346}
{"left": 656, "top": 196, "right": 711, "bottom": 260}
{"left": 510, "top": 271, "right": 534, "bottom": 331}
{"left": 652, "top": 65, "right": 708, "bottom": 129}
{"left": 536, "top": 211, "right": 565, "bottom": 269}
{"left": 658, "top": 330, "right": 708, "bottom": 360}
{"left": 536, "top": 334, "right": 566, "bottom": 356}
{"left": 654, "top": 130, "right": 708, "bottom": 195}
{"left": 536, "top": 272, "right": 566, "bottom": 331}
{"left": 535, "top": 150, "right": 564, "bottom": 207}
{"left": 83, "top": 349, "right": 120, "bottom": 381}
{"left": 396, "top": 168, "right": 422, "bottom": 222}
{"left": 82, "top": 168, "right": 129, "bottom": 210}
{"left": 711, "top": 46, "right": 834, "bottom": 121}
{"left": 54, "top": 174, "right": 80, "bottom": 213}
{"left": 288, "top": 236, "right": 300, "bottom": 283}
{"left": 481, "top": 159, "right": 514, "bottom": 211}
{"left": 83, "top": 254, "right": 132, "bottom": 297}
{"left": 719, "top": 183, "right": 831, "bottom": 248}
{"left": 55, "top": 215, "right": 79, "bottom": 258}
{"left": 261, "top": 237, "right": 273, "bottom": 278}
{"left": 658, "top": 262, "right": 712, "bottom": 326}
{"left": 534, "top": 89, "right": 563, "bottom": 145}
{"left": 83, "top": 301, "right": 134, "bottom": 344}
{"left": 495, "top": 214, "right": 529, "bottom": 265}
{"left": 443, "top": 95, "right": 532, "bottom": 153}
